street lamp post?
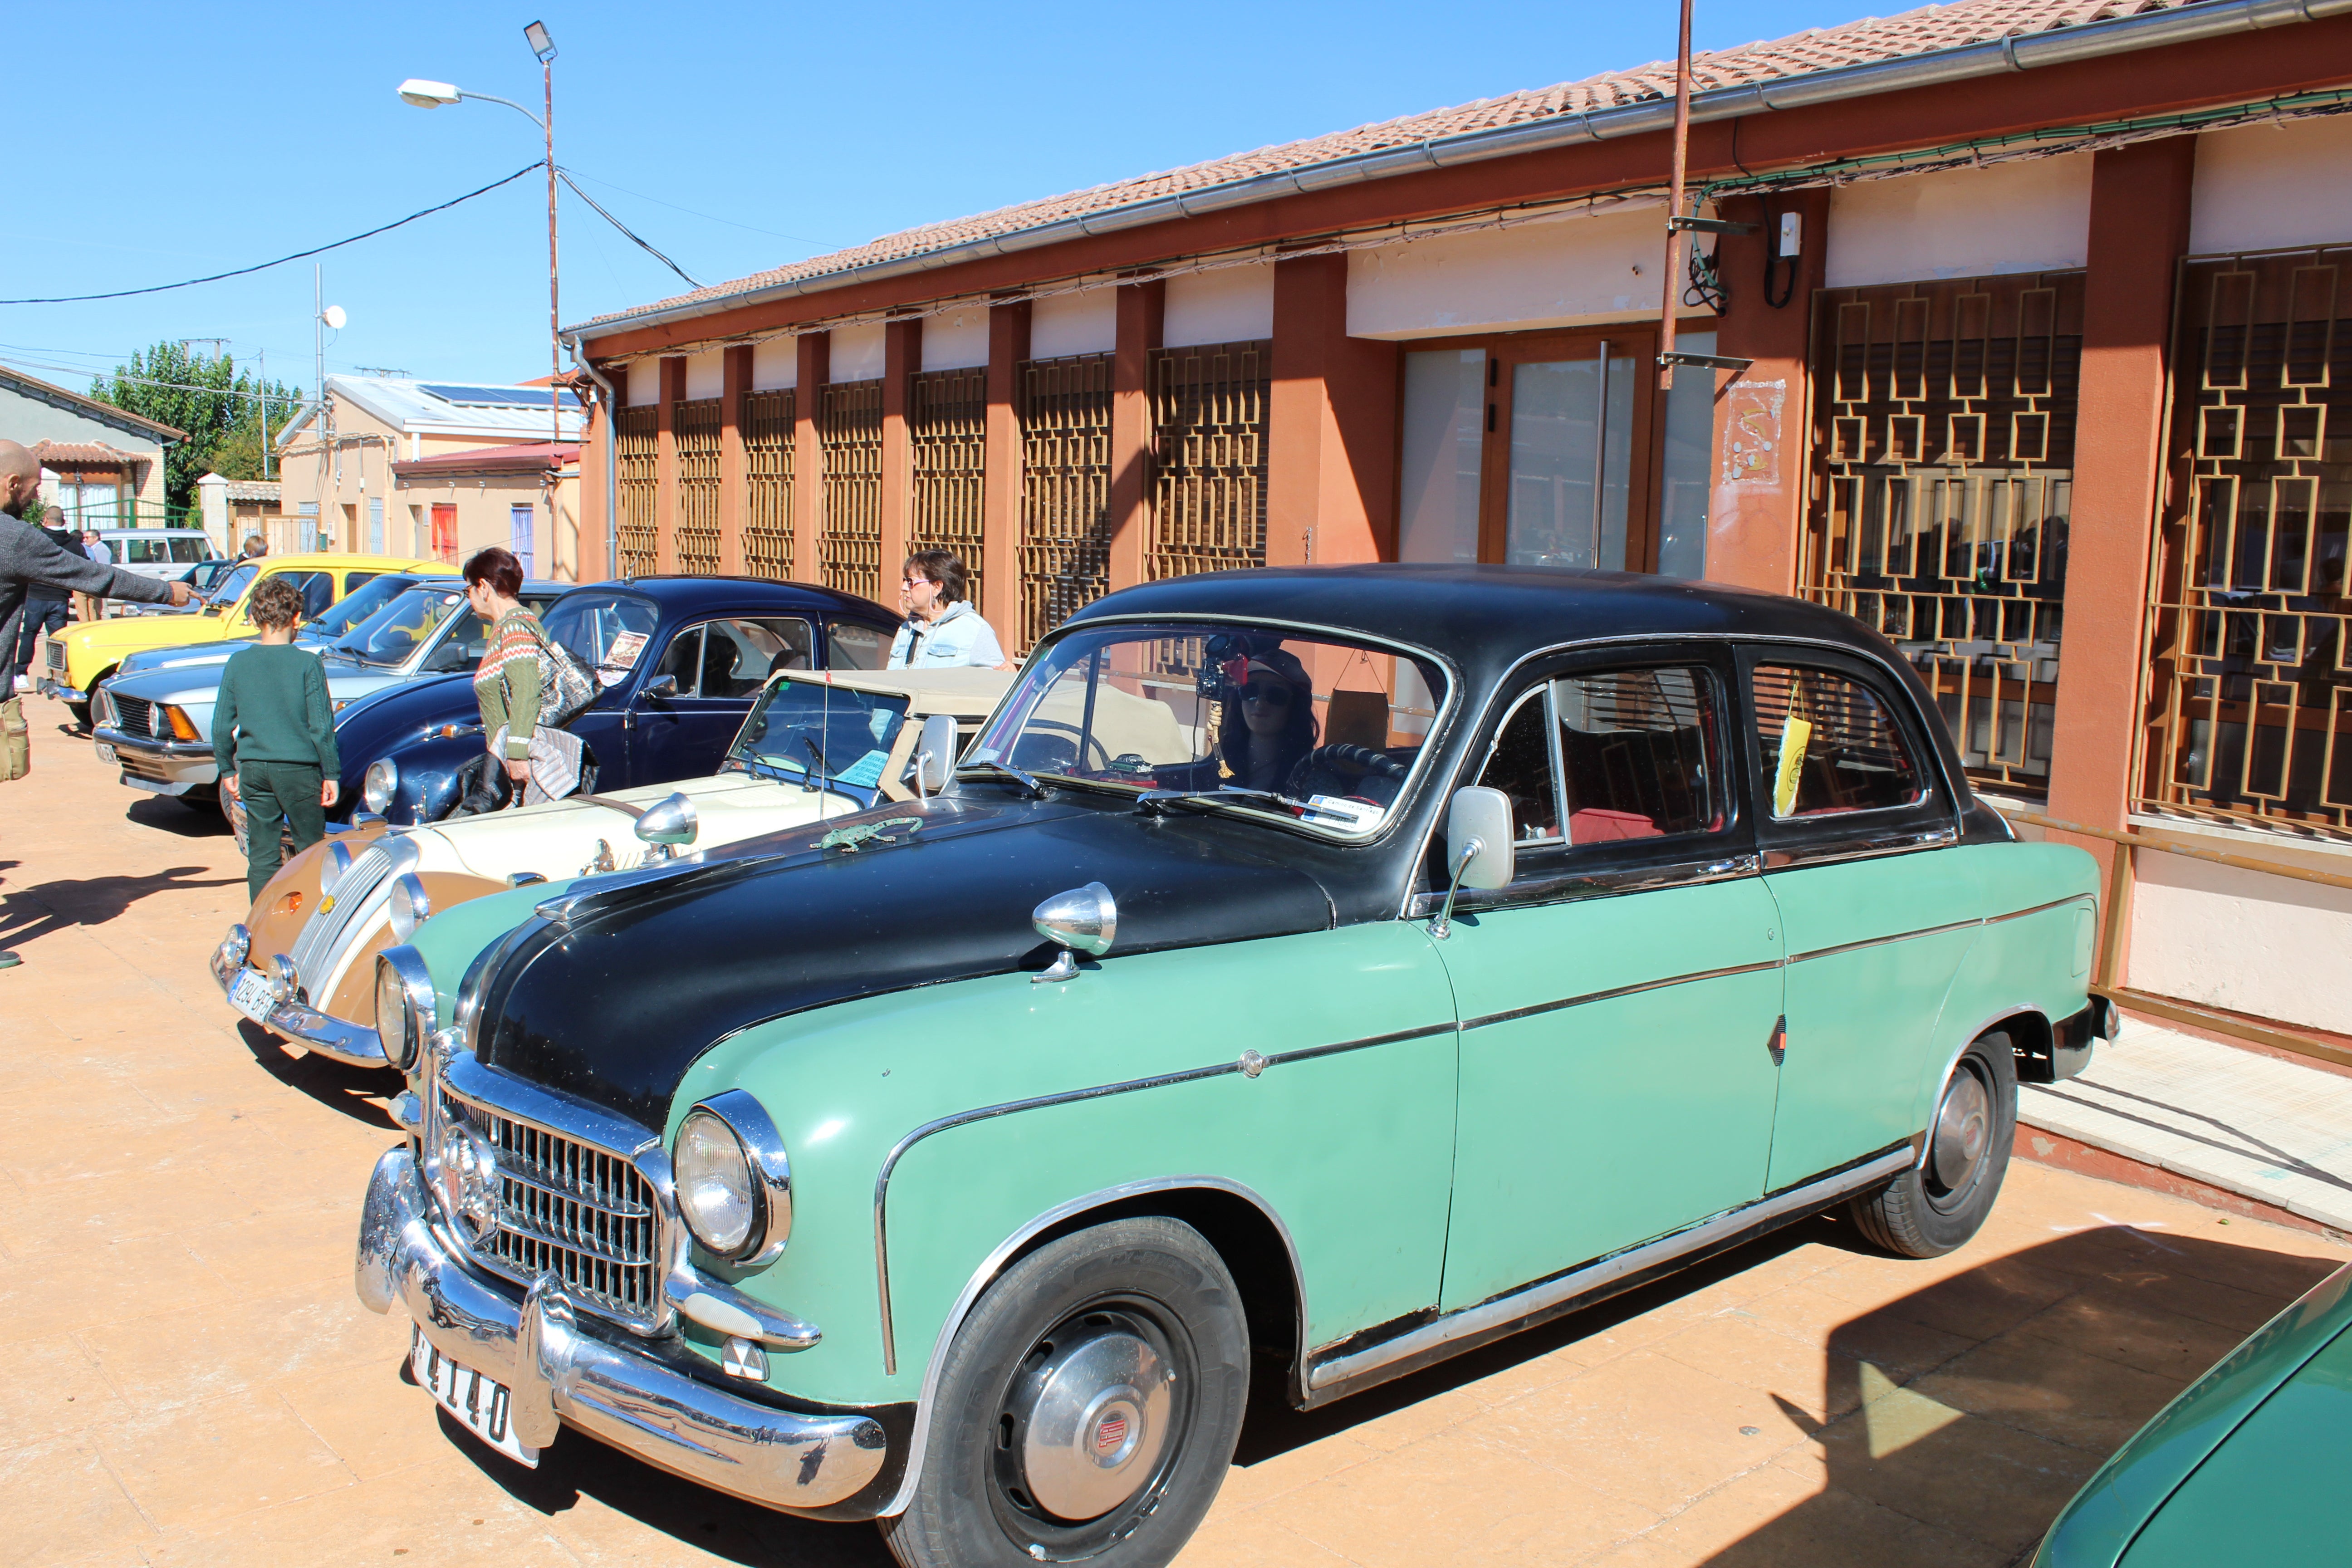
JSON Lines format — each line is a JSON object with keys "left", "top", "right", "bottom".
{"left": 399, "top": 19, "right": 565, "bottom": 554}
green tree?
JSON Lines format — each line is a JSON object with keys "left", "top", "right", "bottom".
{"left": 87, "top": 342, "right": 303, "bottom": 508}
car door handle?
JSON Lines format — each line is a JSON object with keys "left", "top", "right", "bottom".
{"left": 1700, "top": 855, "right": 1758, "bottom": 878}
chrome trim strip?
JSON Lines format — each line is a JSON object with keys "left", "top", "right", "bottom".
{"left": 1985, "top": 893, "right": 2092, "bottom": 925}
{"left": 1460, "top": 957, "right": 1784, "bottom": 1032}
{"left": 1304, "top": 1146, "right": 1915, "bottom": 1393}
{"left": 94, "top": 726, "right": 215, "bottom": 757}
{"left": 355, "top": 1149, "right": 883, "bottom": 1511}
{"left": 1406, "top": 851, "right": 1760, "bottom": 918}
{"left": 1788, "top": 915, "right": 1983, "bottom": 965}
{"left": 1761, "top": 825, "right": 1960, "bottom": 869}
{"left": 871, "top": 1019, "right": 1453, "bottom": 1374}
{"left": 878, "top": 1174, "right": 1307, "bottom": 1520}
{"left": 444, "top": 1051, "right": 662, "bottom": 1162}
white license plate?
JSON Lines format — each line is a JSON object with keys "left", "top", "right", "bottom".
{"left": 93, "top": 742, "right": 117, "bottom": 765}
{"left": 411, "top": 1324, "right": 539, "bottom": 1466}
{"left": 227, "top": 967, "right": 279, "bottom": 1024}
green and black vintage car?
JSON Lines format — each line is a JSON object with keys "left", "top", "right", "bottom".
{"left": 356, "top": 564, "right": 2107, "bottom": 1568}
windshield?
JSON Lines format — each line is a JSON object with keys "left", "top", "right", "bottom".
{"left": 544, "top": 592, "right": 659, "bottom": 687}
{"left": 336, "top": 586, "right": 467, "bottom": 666}
{"left": 307, "top": 574, "right": 429, "bottom": 642}
{"left": 970, "top": 622, "right": 1448, "bottom": 838}
{"left": 206, "top": 561, "right": 259, "bottom": 610}
{"left": 730, "top": 677, "right": 911, "bottom": 789}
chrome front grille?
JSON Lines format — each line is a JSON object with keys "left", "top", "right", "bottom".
{"left": 112, "top": 696, "right": 155, "bottom": 738}
{"left": 44, "top": 640, "right": 64, "bottom": 673}
{"left": 456, "top": 1097, "right": 662, "bottom": 1324}
{"left": 289, "top": 843, "right": 395, "bottom": 986}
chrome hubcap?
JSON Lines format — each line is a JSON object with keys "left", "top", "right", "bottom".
{"left": 1931, "top": 1068, "right": 1991, "bottom": 1193}
{"left": 1013, "top": 1323, "right": 1174, "bottom": 1522}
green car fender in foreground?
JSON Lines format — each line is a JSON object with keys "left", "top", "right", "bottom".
{"left": 663, "top": 918, "right": 1459, "bottom": 1407}
{"left": 2035, "top": 1263, "right": 2352, "bottom": 1566}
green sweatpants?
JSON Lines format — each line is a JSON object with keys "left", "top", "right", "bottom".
{"left": 238, "top": 760, "right": 325, "bottom": 903}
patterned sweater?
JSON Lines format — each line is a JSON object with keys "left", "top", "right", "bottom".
{"left": 475, "top": 607, "right": 548, "bottom": 761}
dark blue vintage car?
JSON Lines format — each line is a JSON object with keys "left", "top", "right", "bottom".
{"left": 332, "top": 576, "right": 899, "bottom": 825}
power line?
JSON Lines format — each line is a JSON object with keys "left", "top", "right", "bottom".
{"left": 0, "top": 164, "right": 544, "bottom": 305}
{"left": 554, "top": 168, "right": 701, "bottom": 288}
{"left": 558, "top": 167, "right": 843, "bottom": 251}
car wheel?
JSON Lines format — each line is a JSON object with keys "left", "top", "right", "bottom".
{"left": 878, "top": 1216, "right": 1250, "bottom": 1568}
{"left": 1847, "top": 1029, "right": 2017, "bottom": 1258}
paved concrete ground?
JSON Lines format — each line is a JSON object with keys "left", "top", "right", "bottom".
{"left": 5, "top": 686, "right": 2347, "bottom": 1568}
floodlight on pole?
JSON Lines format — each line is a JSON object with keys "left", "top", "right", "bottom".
{"left": 397, "top": 79, "right": 461, "bottom": 108}
{"left": 524, "top": 22, "right": 556, "bottom": 63}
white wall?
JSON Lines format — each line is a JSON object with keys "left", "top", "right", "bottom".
{"left": 923, "top": 305, "right": 991, "bottom": 371}
{"left": 1164, "top": 261, "right": 1274, "bottom": 348}
{"left": 1029, "top": 286, "right": 1118, "bottom": 359}
{"left": 1826, "top": 156, "right": 2092, "bottom": 288}
{"left": 685, "top": 350, "right": 724, "bottom": 401}
{"left": 2190, "top": 115, "right": 2352, "bottom": 255}
{"left": 624, "top": 363, "right": 661, "bottom": 404}
{"left": 751, "top": 339, "right": 797, "bottom": 390}
{"left": 829, "top": 321, "right": 887, "bottom": 382}
{"left": 2128, "top": 829, "right": 2352, "bottom": 1036}
{"left": 1348, "top": 202, "right": 1710, "bottom": 340}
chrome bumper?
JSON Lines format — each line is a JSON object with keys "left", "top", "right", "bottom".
{"left": 356, "top": 1149, "right": 888, "bottom": 1512}
{"left": 210, "top": 928, "right": 388, "bottom": 1068}
{"left": 98, "top": 727, "right": 218, "bottom": 791}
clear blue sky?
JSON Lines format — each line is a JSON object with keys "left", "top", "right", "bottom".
{"left": 5, "top": 0, "right": 1855, "bottom": 397}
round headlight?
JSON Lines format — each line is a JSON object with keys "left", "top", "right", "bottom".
{"left": 375, "top": 958, "right": 412, "bottom": 1071}
{"left": 363, "top": 758, "right": 397, "bottom": 814}
{"left": 387, "top": 872, "right": 431, "bottom": 943}
{"left": 221, "top": 923, "right": 251, "bottom": 969}
{"left": 675, "top": 1110, "right": 757, "bottom": 1257}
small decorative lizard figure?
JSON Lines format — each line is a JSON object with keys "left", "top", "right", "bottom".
{"left": 816, "top": 817, "right": 924, "bottom": 853}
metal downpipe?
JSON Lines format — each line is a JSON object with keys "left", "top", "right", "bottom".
{"left": 564, "top": 336, "right": 619, "bottom": 582}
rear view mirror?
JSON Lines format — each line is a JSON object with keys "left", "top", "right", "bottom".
{"left": 1433, "top": 785, "right": 1514, "bottom": 938}
{"left": 914, "top": 713, "right": 958, "bottom": 796}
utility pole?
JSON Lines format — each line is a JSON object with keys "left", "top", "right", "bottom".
{"left": 260, "top": 347, "right": 271, "bottom": 482}
{"left": 529, "top": 20, "right": 563, "bottom": 566}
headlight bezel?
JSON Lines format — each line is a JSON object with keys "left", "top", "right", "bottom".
{"left": 374, "top": 945, "right": 436, "bottom": 1073}
{"left": 674, "top": 1090, "right": 793, "bottom": 1267}
{"left": 363, "top": 757, "right": 398, "bottom": 814}
{"left": 387, "top": 872, "right": 431, "bottom": 943}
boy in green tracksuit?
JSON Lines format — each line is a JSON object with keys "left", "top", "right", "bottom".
{"left": 215, "top": 576, "right": 341, "bottom": 902}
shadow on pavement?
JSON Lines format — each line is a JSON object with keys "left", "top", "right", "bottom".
{"left": 235, "top": 1019, "right": 399, "bottom": 1130}
{"left": 126, "top": 794, "right": 230, "bottom": 836}
{"left": 0, "top": 863, "right": 244, "bottom": 944}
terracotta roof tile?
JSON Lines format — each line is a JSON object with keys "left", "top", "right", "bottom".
{"left": 31, "top": 440, "right": 133, "bottom": 466}
{"left": 580, "top": 0, "right": 2195, "bottom": 331}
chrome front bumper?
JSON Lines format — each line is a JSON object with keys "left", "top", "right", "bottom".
{"left": 98, "top": 727, "right": 217, "bottom": 793}
{"left": 210, "top": 927, "right": 389, "bottom": 1068}
{"left": 356, "top": 1149, "right": 888, "bottom": 1512}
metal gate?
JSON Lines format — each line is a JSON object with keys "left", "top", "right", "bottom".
{"left": 741, "top": 388, "right": 795, "bottom": 581}
{"left": 672, "top": 397, "right": 722, "bottom": 575}
{"left": 1148, "top": 340, "right": 1270, "bottom": 583}
{"left": 2140, "top": 249, "right": 2352, "bottom": 840}
{"left": 1019, "top": 353, "right": 1114, "bottom": 651}
{"left": 818, "top": 379, "right": 884, "bottom": 602}
{"left": 615, "top": 405, "right": 657, "bottom": 578}
{"left": 908, "top": 366, "right": 988, "bottom": 607}
{"left": 1800, "top": 274, "right": 2082, "bottom": 795}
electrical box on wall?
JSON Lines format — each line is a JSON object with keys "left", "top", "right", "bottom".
{"left": 1778, "top": 211, "right": 1804, "bottom": 259}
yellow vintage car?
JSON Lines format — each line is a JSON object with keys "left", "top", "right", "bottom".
{"left": 40, "top": 551, "right": 442, "bottom": 724}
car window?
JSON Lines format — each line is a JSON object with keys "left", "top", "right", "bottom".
{"left": 336, "top": 586, "right": 465, "bottom": 666}
{"left": 118, "top": 537, "right": 169, "bottom": 564}
{"left": 698, "top": 618, "right": 814, "bottom": 698}
{"left": 543, "top": 592, "right": 659, "bottom": 686}
{"left": 209, "top": 562, "right": 260, "bottom": 608}
{"left": 342, "top": 570, "right": 383, "bottom": 596}
{"left": 1476, "top": 666, "right": 1722, "bottom": 851}
{"left": 1752, "top": 664, "right": 1926, "bottom": 818}
{"left": 827, "top": 620, "right": 888, "bottom": 670}
{"left": 169, "top": 538, "right": 209, "bottom": 563}
{"left": 654, "top": 626, "right": 706, "bottom": 694}
{"left": 732, "top": 678, "right": 910, "bottom": 788}
{"left": 310, "top": 574, "right": 423, "bottom": 640}
{"left": 287, "top": 570, "right": 335, "bottom": 618}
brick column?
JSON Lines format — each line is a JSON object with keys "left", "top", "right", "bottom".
{"left": 790, "top": 333, "right": 828, "bottom": 583}
{"left": 2046, "top": 139, "right": 2198, "bottom": 877}
{"left": 718, "top": 345, "right": 753, "bottom": 575}
{"left": 1705, "top": 187, "right": 1831, "bottom": 596}
{"left": 1107, "top": 279, "right": 1165, "bottom": 593}
{"left": 983, "top": 300, "right": 1032, "bottom": 639}
{"left": 654, "top": 356, "right": 686, "bottom": 573}
{"left": 880, "top": 318, "right": 922, "bottom": 588}
{"left": 1268, "top": 251, "right": 1399, "bottom": 567}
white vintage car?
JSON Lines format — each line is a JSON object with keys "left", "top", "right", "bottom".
{"left": 209, "top": 666, "right": 1015, "bottom": 1066}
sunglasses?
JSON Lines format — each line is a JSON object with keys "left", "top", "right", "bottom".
{"left": 1239, "top": 681, "right": 1294, "bottom": 705}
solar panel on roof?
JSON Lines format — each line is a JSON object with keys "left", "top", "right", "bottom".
{"left": 416, "top": 383, "right": 583, "bottom": 410}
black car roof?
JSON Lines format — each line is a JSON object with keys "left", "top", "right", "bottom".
{"left": 1068, "top": 564, "right": 1883, "bottom": 673}
{"left": 598, "top": 574, "right": 896, "bottom": 622}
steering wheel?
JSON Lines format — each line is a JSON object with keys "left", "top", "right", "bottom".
{"left": 1010, "top": 724, "right": 1112, "bottom": 775}
{"left": 1284, "top": 744, "right": 1409, "bottom": 802}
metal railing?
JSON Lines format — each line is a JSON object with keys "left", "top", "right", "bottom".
{"left": 1148, "top": 340, "right": 1270, "bottom": 584}
{"left": 908, "top": 367, "right": 988, "bottom": 608}
{"left": 2003, "top": 808, "right": 2352, "bottom": 1071}
{"left": 740, "top": 388, "right": 795, "bottom": 582}
{"left": 614, "top": 406, "right": 657, "bottom": 578}
{"left": 671, "top": 397, "right": 723, "bottom": 575}
{"left": 818, "top": 379, "right": 884, "bottom": 602}
{"left": 1018, "top": 353, "right": 1114, "bottom": 652}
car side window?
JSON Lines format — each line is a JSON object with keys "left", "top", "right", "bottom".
{"left": 170, "top": 538, "right": 208, "bottom": 563}
{"left": 700, "top": 618, "right": 814, "bottom": 697}
{"left": 828, "top": 620, "right": 889, "bottom": 670}
{"left": 1553, "top": 667, "right": 1722, "bottom": 843}
{"left": 120, "top": 538, "right": 167, "bottom": 564}
{"left": 1476, "top": 690, "right": 1563, "bottom": 846}
{"left": 273, "top": 570, "right": 334, "bottom": 618}
{"left": 655, "top": 626, "right": 706, "bottom": 695}
{"left": 343, "top": 570, "right": 382, "bottom": 596}
{"left": 1751, "top": 664, "right": 1926, "bottom": 818}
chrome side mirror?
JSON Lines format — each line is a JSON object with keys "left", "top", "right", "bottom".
{"left": 635, "top": 793, "right": 698, "bottom": 859}
{"left": 1432, "top": 786, "right": 1514, "bottom": 940}
{"left": 640, "top": 673, "right": 679, "bottom": 701}
{"left": 1032, "top": 881, "right": 1116, "bottom": 983}
{"left": 913, "top": 713, "right": 958, "bottom": 797}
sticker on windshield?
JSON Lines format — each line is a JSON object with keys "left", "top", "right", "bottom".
{"left": 1303, "top": 794, "right": 1387, "bottom": 832}
{"left": 835, "top": 749, "right": 890, "bottom": 788}
{"left": 605, "top": 631, "right": 648, "bottom": 669}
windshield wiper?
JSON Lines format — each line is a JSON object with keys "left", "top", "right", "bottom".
{"left": 797, "top": 735, "right": 830, "bottom": 793}
{"left": 961, "top": 759, "right": 1046, "bottom": 798}
{"left": 1134, "top": 785, "right": 1316, "bottom": 818}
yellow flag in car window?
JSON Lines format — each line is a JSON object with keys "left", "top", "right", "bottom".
{"left": 1773, "top": 715, "right": 1813, "bottom": 817}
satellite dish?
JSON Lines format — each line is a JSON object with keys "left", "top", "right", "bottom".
{"left": 322, "top": 306, "right": 348, "bottom": 330}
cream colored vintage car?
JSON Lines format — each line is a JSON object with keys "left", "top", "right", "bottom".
{"left": 209, "top": 666, "right": 1016, "bottom": 1066}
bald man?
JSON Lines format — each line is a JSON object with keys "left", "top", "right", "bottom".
{"left": 0, "top": 438, "right": 190, "bottom": 788}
